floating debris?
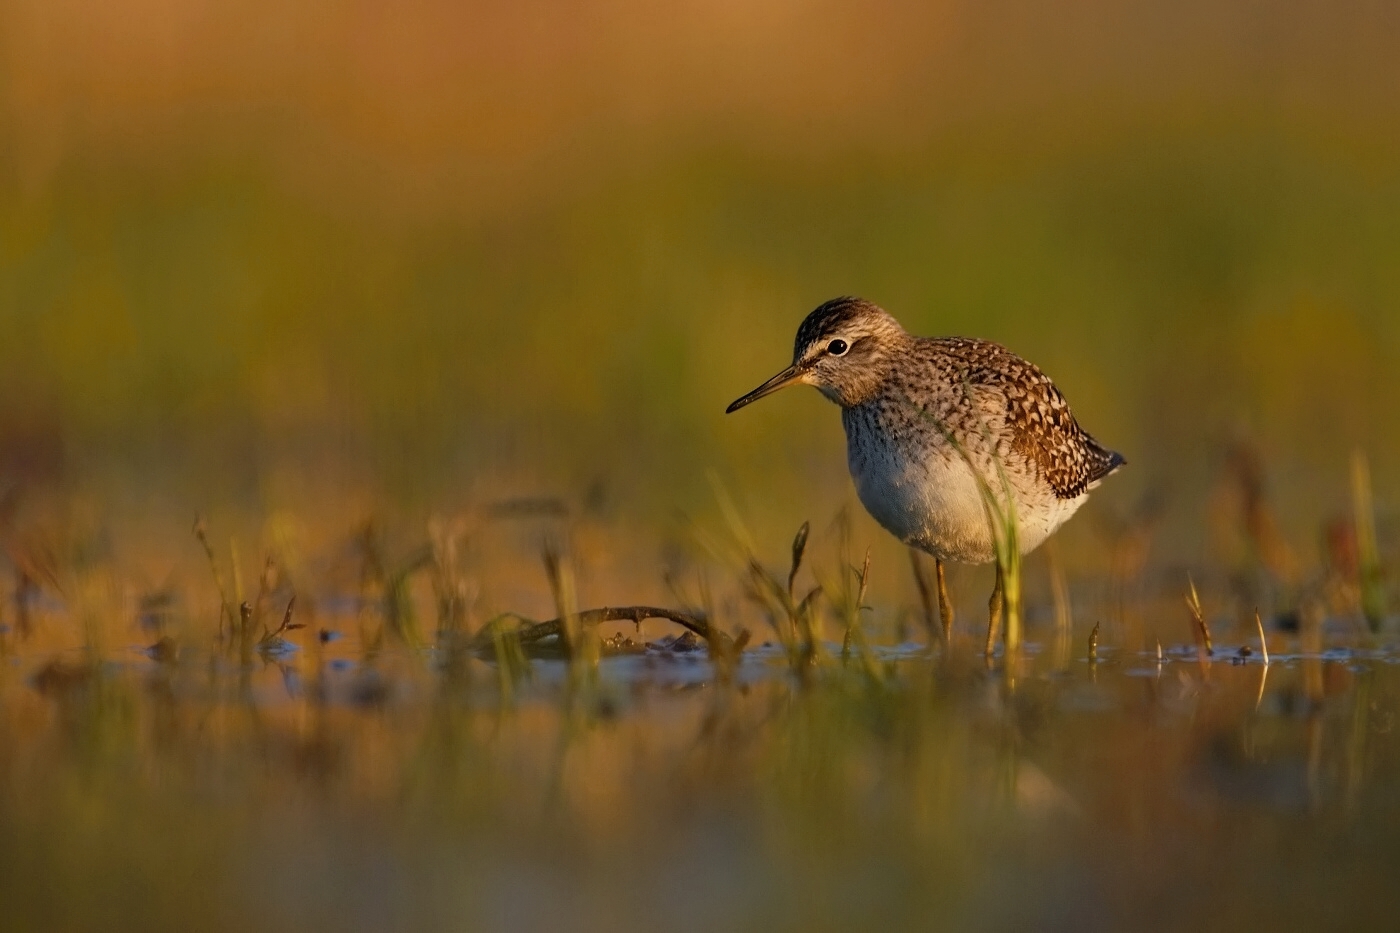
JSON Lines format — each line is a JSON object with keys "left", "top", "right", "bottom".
{"left": 146, "top": 636, "right": 179, "bottom": 664}
{"left": 651, "top": 631, "right": 704, "bottom": 653}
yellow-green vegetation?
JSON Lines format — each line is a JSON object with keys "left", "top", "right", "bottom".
{"left": 0, "top": 502, "right": 1398, "bottom": 933}
{"left": 2, "top": 2, "right": 1400, "bottom": 930}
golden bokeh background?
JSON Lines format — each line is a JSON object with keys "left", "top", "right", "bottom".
{"left": 4, "top": 8, "right": 1400, "bottom": 932}
{"left": 2, "top": 0, "right": 1397, "bottom": 565}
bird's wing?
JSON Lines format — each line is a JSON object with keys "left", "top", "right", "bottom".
{"left": 933, "top": 338, "right": 1124, "bottom": 499}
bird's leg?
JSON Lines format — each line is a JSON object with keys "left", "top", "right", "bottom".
{"left": 985, "top": 565, "right": 1004, "bottom": 657}
{"left": 909, "top": 550, "right": 938, "bottom": 646}
{"left": 935, "top": 559, "right": 954, "bottom": 645}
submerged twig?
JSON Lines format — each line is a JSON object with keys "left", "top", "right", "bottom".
{"left": 471, "top": 606, "right": 748, "bottom": 658}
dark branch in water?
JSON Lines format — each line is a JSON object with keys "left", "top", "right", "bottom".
{"left": 472, "top": 606, "right": 748, "bottom": 656}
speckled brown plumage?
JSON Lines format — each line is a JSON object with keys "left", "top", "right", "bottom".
{"left": 727, "top": 297, "right": 1125, "bottom": 564}
{"left": 924, "top": 337, "right": 1124, "bottom": 499}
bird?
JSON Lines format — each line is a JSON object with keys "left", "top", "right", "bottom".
{"left": 725, "top": 296, "right": 1124, "bottom": 653}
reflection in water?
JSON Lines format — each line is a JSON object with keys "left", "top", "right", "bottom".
{"left": 3, "top": 621, "right": 1399, "bottom": 931}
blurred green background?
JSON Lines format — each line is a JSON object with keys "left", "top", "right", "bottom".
{"left": 4, "top": 10, "right": 1400, "bottom": 931}
{"left": 2, "top": 0, "right": 1398, "bottom": 563}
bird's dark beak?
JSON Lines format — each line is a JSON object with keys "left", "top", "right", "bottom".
{"left": 726, "top": 364, "right": 807, "bottom": 413}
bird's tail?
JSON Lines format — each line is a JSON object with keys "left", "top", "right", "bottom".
{"left": 1086, "top": 443, "right": 1126, "bottom": 489}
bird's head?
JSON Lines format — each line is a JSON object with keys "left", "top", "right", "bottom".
{"left": 726, "top": 297, "right": 907, "bottom": 412}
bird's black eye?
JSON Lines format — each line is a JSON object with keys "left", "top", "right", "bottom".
{"left": 827, "top": 338, "right": 849, "bottom": 356}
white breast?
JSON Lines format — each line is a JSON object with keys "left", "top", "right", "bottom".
{"left": 842, "top": 410, "right": 1085, "bottom": 564}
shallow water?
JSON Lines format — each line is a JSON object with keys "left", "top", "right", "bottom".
{"left": 4, "top": 611, "right": 1400, "bottom": 933}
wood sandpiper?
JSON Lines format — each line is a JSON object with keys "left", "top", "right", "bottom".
{"left": 726, "top": 296, "right": 1125, "bottom": 651}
